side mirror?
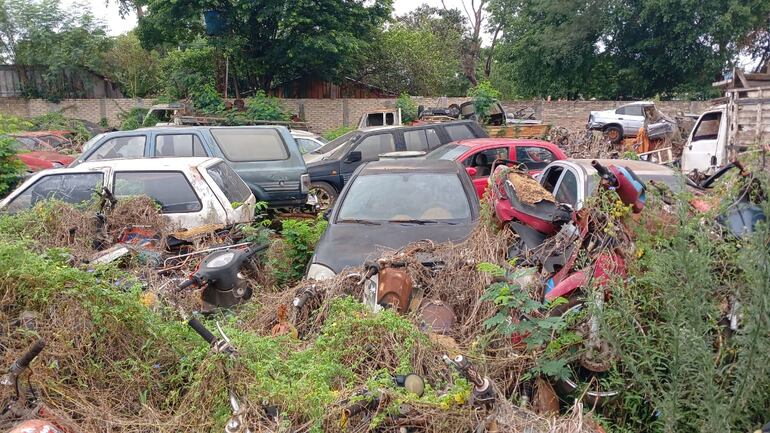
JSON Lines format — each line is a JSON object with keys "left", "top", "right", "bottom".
{"left": 322, "top": 208, "right": 332, "bottom": 221}
{"left": 465, "top": 167, "right": 478, "bottom": 177}
{"left": 345, "top": 151, "right": 362, "bottom": 163}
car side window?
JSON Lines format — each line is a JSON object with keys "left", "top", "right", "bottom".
{"left": 5, "top": 173, "right": 103, "bottom": 213}
{"left": 615, "top": 107, "right": 626, "bottom": 115}
{"left": 554, "top": 169, "right": 578, "bottom": 206}
{"left": 692, "top": 112, "right": 722, "bottom": 141}
{"left": 354, "top": 134, "right": 396, "bottom": 161}
{"left": 403, "top": 130, "right": 429, "bottom": 152}
{"left": 155, "top": 134, "right": 207, "bottom": 157}
{"left": 515, "top": 146, "right": 556, "bottom": 170}
{"left": 445, "top": 124, "right": 475, "bottom": 141}
{"left": 625, "top": 105, "right": 644, "bottom": 116}
{"left": 88, "top": 136, "right": 146, "bottom": 161}
{"left": 463, "top": 147, "right": 509, "bottom": 178}
{"left": 426, "top": 128, "right": 441, "bottom": 148}
{"left": 541, "top": 166, "right": 564, "bottom": 193}
{"left": 113, "top": 171, "right": 202, "bottom": 213}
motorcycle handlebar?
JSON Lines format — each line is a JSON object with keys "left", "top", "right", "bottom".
{"left": 178, "top": 278, "right": 197, "bottom": 290}
{"left": 13, "top": 339, "right": 46, "bottom": 372}
{"left": 245, "top": 243, "right": 270, "bottom": 258}
{"left": 188, "top": 318, "right": 217, "bottom": 345}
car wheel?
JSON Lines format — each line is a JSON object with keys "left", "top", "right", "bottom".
{"left": 309, "top": 182, "right": 338, "bottom": 211}
{"left": 603, "top": 125, "right": 623, "bottom": 144}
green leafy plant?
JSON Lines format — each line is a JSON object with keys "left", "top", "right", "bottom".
{"left": 243, "top": 91, "right": 290, "bottom": 121}
{"left": 322, "top": 126, "right": 355, "bottom": 141}
{"left": 0, "top": 136, "right": 24, "bottom": 197}
{"left": 396, "top": 92, "right": 417, "bottom": 123}
{"left": 191, "top": 83, "right": 225, "bottom": 114}
{"left": 270, "top": 217, "right": 328, "bottom": 286}
{"left": 467, "top": 81, "right": 501, "bottom": 123}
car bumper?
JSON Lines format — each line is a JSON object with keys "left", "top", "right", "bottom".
{"left": 586, "top": 121, "right": 605, "bottom": 130}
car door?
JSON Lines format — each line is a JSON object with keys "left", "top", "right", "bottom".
{"left": 682, "top": 110, "right": 725, "bottom": 172}
{"left": 462, "top": 146, "right": 510, "bottom": 198}
{"left": 83, "top": 134, "right": 149, "bottom": 162}
{"left": 403, "top": 128, "right": 442, "bottom": 153}
{"left": 2, "top": 171, "right": 105, "bottom": 213}
{"left": 151, "top": 132, "right": 210, "bottom": 157}
{"left": 620, "top": 105, "right": 645, "bottom": 133}
{"left": 341, "top": 132, "right": 396, "bottom": 183}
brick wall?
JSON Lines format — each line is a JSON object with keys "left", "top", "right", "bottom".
{"left": 0, "top": 97, "right": 711, "bottom": 133}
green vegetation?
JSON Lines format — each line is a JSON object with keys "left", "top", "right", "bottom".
{"left": 467, "top": 81, "right": 501, "bottom": 122}
{"left": 28, "top": 112, "right": 92, "bottom": 145}
{"left": 270, "top": 217, "right": 328, "bottom": 286}
{"left": 0, "top": 114, "right": 31, "bottom": 196}
{"left": 396, "top": 93, "right": 418, "bottom": 123}
{"left": 322, "top": 126, "right": 355, "bottom": 141}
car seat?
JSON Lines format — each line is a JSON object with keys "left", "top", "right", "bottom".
{"left": 474, "top": 153, "right": 490, "bottom": 176}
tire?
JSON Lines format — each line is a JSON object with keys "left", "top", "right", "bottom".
{"left": 309, "top": 182, "right": 338, "bottom": 211}
{"left": 603, "top": 125, "right": 623, "bottom": 144}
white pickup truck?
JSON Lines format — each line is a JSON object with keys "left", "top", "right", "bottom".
{"left": 682, "top": 85, "right": 770, "bottom": 173}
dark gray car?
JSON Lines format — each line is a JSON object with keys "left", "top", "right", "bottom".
{"left": 72, "top": 126, "right": 309, "bottom": 208}
{"left": 306, "top": 159, "right": 480, "bottom": 280}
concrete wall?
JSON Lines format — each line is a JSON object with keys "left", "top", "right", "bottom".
{"left": 0, "top": 97, "right": 711, "bottom": 133}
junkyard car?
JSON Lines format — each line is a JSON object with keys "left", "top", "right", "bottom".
{"left": 0, "top": 157, "right": 256, "bottom": 231}
{"left": 536, "top": 158, "right": 683, "bottom": 210}
{"left": 587, "top": 101, "right": 676, "bottom": 143}
{"left": 306, "top": 159, "right": 480, "bottom": 280}
{"left": 9, "top": 133, "right": 76, "bottom": 173}
{"left": 426, "top": 138, "right": 567, "bottom": 198}
{"left": 304, "top": 120, "right": 488, "bottom": 209}
{"left": 290, "top": 129, "right": 326, "bottom": 154}
{"left": 71, "top": 126, "right": 309, "bottom": 208}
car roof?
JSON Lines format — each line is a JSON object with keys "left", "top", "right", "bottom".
{"left": 620, "top": 101, "right": 655, "bottom": 107}
{"left": 70, "top": 157, "right": 219, "bottom": 172}
{"left": 357, "top": 120, "right": 477, "bottom": 134}
{"left": 564, "top": 158, "right": 676, "bottom": 175}
{"left": 360, "top": 158, "right": 460, "bottom": 174}
{"left": 452, "top": 138, "right": 555, "bottom": 147}
{"left": 289, "top": 129, "right": 318, "bottom": 138}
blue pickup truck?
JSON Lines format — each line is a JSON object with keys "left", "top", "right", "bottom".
{"left": 72, "top": 126, "right": 309, "bottom": 208}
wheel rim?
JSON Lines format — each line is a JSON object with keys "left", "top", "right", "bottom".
{"left": 310, "top": 187, "right": 333, "bottom": 210}
{"left": 606, "top": 129, "right": 620, "bottom": 141}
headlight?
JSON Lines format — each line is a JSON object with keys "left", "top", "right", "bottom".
{"left": 362, "top": 274, "right": 382, "bottom": 312}
{"left": 306, "top": 263, "right": 336, "bottom": 281}
{"left": 300, "top": 173, "right": 310, "bottom": 194}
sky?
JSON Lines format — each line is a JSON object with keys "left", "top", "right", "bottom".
{"left": 68, "top": 0, "right": 483, "bottom": 37}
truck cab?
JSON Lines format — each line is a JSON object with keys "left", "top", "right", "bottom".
{"left": 681, "top": 106, "right": 728, "bottom": 173}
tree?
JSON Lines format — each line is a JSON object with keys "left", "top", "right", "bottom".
{"left": 103, "top": 32, "right": 160, "bottom": 98}
{"left": 490, "top": 0, "right": 770, "bottom": 99}
{"left": 159, "top": 38, "right": 217, "bottom": 100}
{"left": 0, "top": 0, "right": 111, "bottom": 99}
{"left": 136, "top": 0, "right": 392, "bottom": 92}
{"left": 357, "top": 6, "right": 468, "bottom": 96}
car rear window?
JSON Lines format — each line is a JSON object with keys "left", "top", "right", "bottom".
{"left": 5, "top": 173, "right": 103, "bottom": 213}
{"left": 206, "top": 162, "right": 252, "bottom": 204}
{"left": 337, "top": 173, "right": 472, "bottom": 222}
{"left": 113, "top": 171, "right": 201, "bottom": 213}
{"left": 445, "top": 124, "right": 476, "bottom": 141}
{"left": 211, "top": 128, "right": 288, "bottom": 161}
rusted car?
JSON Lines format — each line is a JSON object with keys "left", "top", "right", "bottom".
{"left": 9, "top": 132, "right": 76, "bottom": 173}
{"left": 0, "top": 157, "right": 256, "bottom": 231}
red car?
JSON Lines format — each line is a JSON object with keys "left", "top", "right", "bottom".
{"left": 425, "top": 138, "right": 567, "bottom": 198}
{"left": 10, "top": 133, "right": 76, "bottom": 173}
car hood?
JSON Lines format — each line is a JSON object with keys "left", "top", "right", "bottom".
{"left": 590, "top": 109, "right": 615, "bottom": 116}
{"left": 312, "top": 221, "right": 477, "bottom": 274}
{"left": 304, "top": 152, "right": 327, "bottom": 165}
{"left": 18, "top": 151, "right": 75, "bottom": 169}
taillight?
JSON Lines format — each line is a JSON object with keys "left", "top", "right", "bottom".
{"left": 300, "top": 173, "right": 310, "bottom": 194}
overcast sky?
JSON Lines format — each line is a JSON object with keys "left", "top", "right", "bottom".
{"left": 68, "top": 0, "right": 484, "bottom": 37}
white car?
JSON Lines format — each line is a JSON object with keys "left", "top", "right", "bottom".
{"left": 587, "top": 101, "right": 656, "bottom": 143}
{"left": 0, "top": 157, "right": 257, "bottom": 231}
{"left": 290, "top": 130, "right": 326, "bottom": 155}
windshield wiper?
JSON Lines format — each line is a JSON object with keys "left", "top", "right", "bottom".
{"left": 390, "top": 219, "right": 439, "bottom": 225}
{"left": 337, "top": 218, "right": 381, "bottom": 225}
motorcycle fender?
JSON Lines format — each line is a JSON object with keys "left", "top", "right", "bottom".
{"left": 545, "top": 270, "right": 586, "bottom": 302}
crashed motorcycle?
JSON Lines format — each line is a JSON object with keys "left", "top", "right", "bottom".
{"left": 490, "top": 159, "right": 647, "bottom": 408}
{"left": 177, "top": 243, "right": 269, "bottom": 312}
{"left": 1, "top": 340, "right": 79, "bottom": 433}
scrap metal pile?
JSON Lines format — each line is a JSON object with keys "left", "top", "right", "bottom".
{"left": 0, "top": 156, "right": 767, "bottom": 432}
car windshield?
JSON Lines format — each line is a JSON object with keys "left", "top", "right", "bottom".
{"left": 314, "top": 130, "right": 359, "bottom": 155}
{"left": 337, "top": 172, "right": 472, "bottom": 223}
{"left": 11, "top": 137, "right": 43, "bottom": 151}
{"left": 426, "top": 143, "right": 470, "bottom": 160}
